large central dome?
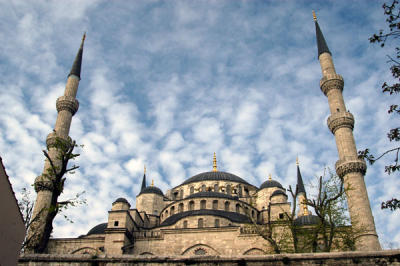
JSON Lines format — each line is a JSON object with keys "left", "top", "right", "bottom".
{"left": 181, "top": 171, "right": 250, "bottom": 185}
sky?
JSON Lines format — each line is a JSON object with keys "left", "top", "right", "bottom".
{"left": 1, "top": 0, "right": 399, "bottom": 249}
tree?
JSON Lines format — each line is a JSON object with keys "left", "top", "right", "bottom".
{"left": 246, "top": 170, "right": 356, "bottom": 253}
{"left": 359, "top": 0, "right": 400, "bottom": 211}
{"left": 305, "top": 171, "right": 356, "bottom": 252}
{"left": 25, "top": 137, "right": 85, "bottom": 253}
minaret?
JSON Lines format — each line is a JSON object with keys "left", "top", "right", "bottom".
{"left": 313, "top": 12, "right": 381, "bottom": 250}
{"left": 27, "top": 34, "right": 85, "bottom": 252}
{"left": 296, "top": 158, "right": 308, "bottom": 217}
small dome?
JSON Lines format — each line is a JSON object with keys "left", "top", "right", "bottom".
{"left": 259, "top": 180, "right": 283, "bottom": 190}
{"left": 87, "top": 223, "right": 107, "bottom": 235}
{"left": 271, "top": 190, "right": 287, "bottom": 198}
{"left": 294, "top": 214, "right": 320, "bottom": 226}
{"left": 181, "top": 171, "right": 250, "bottom": 186}
{"left": 139, "top": 186, "right": 164, "bottom": 196}
{"left": 113, "top": 197, "right": 129, "bottom": 204}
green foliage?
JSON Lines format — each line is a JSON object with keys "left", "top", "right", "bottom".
{"left": 359, "top": 0, "right": 400, "bottom": 211}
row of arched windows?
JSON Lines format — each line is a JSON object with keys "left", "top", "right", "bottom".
{"left": 162, "top": 200, "right": 256, "bottom": 219}
{"left": 181, "top": 218, "right": 220, "bottom": 228}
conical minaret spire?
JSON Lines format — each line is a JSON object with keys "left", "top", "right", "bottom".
{"left": 314, "top": 12, "right": 381, "bottom": 251}
{"left": 27, "top": 34, "right": 86, "bottom": 253}
{"left": 296, "top": 158, "right": 308, "bottom": 217}
{"left": 141, "top": 165, "right": 147, "bottom": 192}
{"left": 313, "top": 11, "right": 331, "bottom": 58}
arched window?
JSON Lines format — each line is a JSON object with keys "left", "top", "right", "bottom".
{"left": 215, "top": 219, "right": 220, "bottom": 227}
{"left": 252, "top": 210, "right": 255, "bottom": 218}
{"left": 180, "top": 189, "right": 184, "bottom": 199}
{"left": 200, "top": 200, "right": 206, "bottom": 209}
{"left": 170, "top": 206, "right": 175, "bottom": 215}
{"left": 198, "top": 218, "right": 204, "bottom": 228}
{"left": 225, "top": 201, "right": 230, "bottom": 211}
{"left": 212, "top": 200, "right": 218, "bottom": 210}
{"left": 227, "top": 184, "right": 231, "bottom": 194}
{"left": 214, "top": 183, "right": 219, "bottom": 192}
{"left": 238, "top": 185, "right": 242, "bottom": 197}
{"left": 189, "top": 201, "right": 195, "bottom": 211}
{"left": 244, "top": 187, "right": 249, "bottom": 196}
{"left": 244, "top": 206, "right": 249, "bottom": 215}
{"left": 166, "top": 210, "right": 169, "bottom": 216}
{"left": 236, "top": 204, "right": 240, "bottom": 213}
{"left": 178, "top": 203, "right": 184, "bottom": 213}
{"left": 190, "top": 186, "right": 194, "bottom": 194}
{"left": 201, "top": 184, "right": 206, "bottom": 192}
{"left": 183, "top": 220, "right": 188, "bottom": 228}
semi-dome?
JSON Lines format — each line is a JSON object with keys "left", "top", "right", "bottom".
{"left": 271, "top": 190, "right": 287, "bottom": 198}
{"left": 87, "top": 222, "right": 107, "bottom": 235}
{"left": 139, "top": 186, "right": 164, "bottom": 196}
{"left": 294, "top": 214, "right": 320, "bottom": 226}
{"left": 259, "top": 179, "right": 283, "bottom": 190}
{"left": 181, "top": 171, "right": 250, "bottom": 186}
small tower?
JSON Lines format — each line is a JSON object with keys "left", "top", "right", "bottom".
{"left": 27, "top": 34, "right": 85, "bottom": 252}
{"left": 313, "top": 12, "right": 381, "bottom": 250}
{"left": 136, "top": 169, "right": 164, "bottom": 216}
{"left": 296, "top": 158, "right": 309, "bottom": 217}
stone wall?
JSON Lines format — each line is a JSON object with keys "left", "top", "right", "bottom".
{"left": 19, "top": 249, "right": 400, "bottom": 266}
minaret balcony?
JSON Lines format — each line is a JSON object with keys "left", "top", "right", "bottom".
{"left": 320, "top": 74, "right": 344, "bottom": 96}
{"left": 327, "top": 111, "right": 354, "bottom": 134}
{"left": 335, "top": 157, "right": 367, "bottom": 178}
{"left": 56, "top": 96, "right": 79, "bottom": 115}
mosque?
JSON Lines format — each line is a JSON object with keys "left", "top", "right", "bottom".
{"left": 26, "top": 13, "right": 381, "bottom": 255}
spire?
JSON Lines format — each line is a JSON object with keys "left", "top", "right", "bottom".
{"left": 212, "top": 152, "right": 218, "bottom": 172}
{"left": 296, "top": 158, "right": 306, "bottom": 195}
{"left": 140, "top": 165, "right": 146, "bottom": 192}
{"left": 313, "top": 11, "right": 331, "bottom": 58}
{"left": 68, "top": 32, "right": 86, "bottom": 79}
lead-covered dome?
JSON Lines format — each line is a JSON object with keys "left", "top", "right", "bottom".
{"left": 259, "top": 179, "right": 283, "bottom": 190}
{"left": 139, "top": 186, "right": 164, "bottom": 196}
{"left": 87, "top": 223, "right": 107, "bottom": 235}
{"left": 182, "top": 171, "right": 250, "bottom": 185}
{"left": 294, "top": 214, "right": 320, "bottom": 226}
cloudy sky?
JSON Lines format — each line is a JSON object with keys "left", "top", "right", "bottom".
{"left": 1, "top": 0, "right": 399, "bottom": 248}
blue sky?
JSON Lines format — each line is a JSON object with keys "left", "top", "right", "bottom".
{"left": 1, "top": 0, "right": 399, "bottom": 248}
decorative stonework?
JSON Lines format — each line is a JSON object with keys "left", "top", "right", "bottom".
{"left": 34, "top": 175, "right": 54, "bottom": 192}
{"left": 335, "top": 158, "right": 367, "bottom": 178}
{"left": 320, "top": 74, "right": 344, "bottom": 96}
{"left": 45, "top": 132, "right": 71, "bottom": 149}
{"left": 56, "top": 96, "right": 79, "bottom": 115}
{"left": 327, "top": 111, "right": 354, "bottom": 134}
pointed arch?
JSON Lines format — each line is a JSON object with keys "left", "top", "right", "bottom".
{"left": 243, "top": 248, "right": 266, "bottom": 255}
{"left": 181, "top": 243, "right": 220, "bottom": 255}
{"left": 71, "top": 247, "right": 100, "bottom": 255}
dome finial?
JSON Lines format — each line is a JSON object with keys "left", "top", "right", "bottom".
{"left": 268, "top": 173, "right": 272, "bottom": 181}
{"left": 312, "top": 10, "right": 317, "bottom": 21}
{"left": 144, "top": 165, "right": 146, "bottom": 174}
{"left": 303, "top": 204, "right": 309, "bottom": 216}
{"left": 212, "top": 152, "right": 218, "bottom": 172}
{"left": 151, "top": 179, "right": 154, "bottom": 186}
{"left": 296, "top": 156, "right": 299, "bottom": 166}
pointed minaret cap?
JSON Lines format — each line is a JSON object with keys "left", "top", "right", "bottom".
{"left": 212, "top": 152, "right": 218, "bottom": 172}
{"left": 296, "top": 157, "right": 306, "bottom": 194}
{"left": 313, "top": 11, "right": 331, "bottom": 58}
{"left": 140, "top": 165, "right": 147, "bottom": 192}
{"left": 68, "top": 32, "right": 86, "bottom": 79}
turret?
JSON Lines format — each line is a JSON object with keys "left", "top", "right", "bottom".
{"left": 27, "top": 34, "right": 85, "bottom": 252}
{"left": 314, "top": 11, "right": 381, "bottom": 250}
{"left": 296, "top": 158, "right": 309, "bottom": 217}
